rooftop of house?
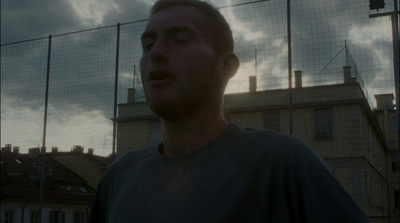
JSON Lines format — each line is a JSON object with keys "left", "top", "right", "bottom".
{"left": 0, "top": 146, "right": 107, "bottom": 202}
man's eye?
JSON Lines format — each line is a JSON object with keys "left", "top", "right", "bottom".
{"left": 143, "top": 43, "right": 154, "bottom": 50}
{"left": 141, "top": 37, "right": 156, "bottom": 51}
{"left": 173, "top": 32, "right": 192, "bottom": 43}
{"left": 142, "top": 41, "right": 154, "bottom": 51}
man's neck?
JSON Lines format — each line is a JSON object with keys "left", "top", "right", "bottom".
{"left": 160, "top": 110, "right": 227, "bottom": 157}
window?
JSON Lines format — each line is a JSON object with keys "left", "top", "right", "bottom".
{"left": 31, "top": 211, "right": 39, "bottom": 223}
{"left": 49, "top": 211, "right": 65, "bottom": 223}
{"left": 263, "top": 111, "right": 280, "bottom": 131}
{"left": 394, "top": 191, "right": 400, "bottom": 209}
{"left": 390, "top": 116, "right": 398, "bottom": 132}
{"left": 149, "top": 120, "right": 162, "bottom": 146}
{"left": 314, "top": 108, "right": 334, "bottom": 140}
{"left": 392, "top": 154, "right": 399, "bottom": 172}
{"left": 66, "top": 186, "right": 88, "bottom": 194}
{"left": 74, "top": 211, "right": 85, "bottom": 223}
{"left": 4, "top": 210, "right": 14, "bottom": 223}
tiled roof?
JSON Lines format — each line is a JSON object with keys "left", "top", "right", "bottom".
{"left": 1, "top": 149, "right": 95, "bottom": 202}
{"left": 0, "top": 152, "right": 40, "bottom": 176}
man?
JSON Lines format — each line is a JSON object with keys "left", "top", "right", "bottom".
{"left": 88, "top": 0, "right": 370, "bottom": 222}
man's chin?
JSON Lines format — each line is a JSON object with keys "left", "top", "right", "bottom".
{"left": 153, "top": 109, "right": 183, "bottom": 121}
{"left": 149, "top": 102, "right": 182, "bottom": 121}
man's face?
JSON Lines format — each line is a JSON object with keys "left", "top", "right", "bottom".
{"left": 140, "top": 6, "right": 222, "bottom": 120}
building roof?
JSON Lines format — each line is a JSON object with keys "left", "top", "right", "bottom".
{"left": 0, "top": 148, "right": 95, "bottom": 202}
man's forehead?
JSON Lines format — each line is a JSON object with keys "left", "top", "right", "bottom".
{"left": 144, "top": 5, "right": 213, "bottom": 33}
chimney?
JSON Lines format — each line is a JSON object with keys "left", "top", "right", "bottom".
{"left": 249, "top": 76, "right": 257, "bottom": 93}
{"left": 2, "top": 144, "right": 12, "bottom": 152}
{"left": 72, "top": 145, "right": 84, "bottom": 154}
{"left": 375, "top": 94, "right": 394, "bottom": 110}
{"left": 51, "top": 147, "right": 58, "bottom": 153}
{"left": 343, "top": 66, "right": 355, "bottom": 84}
{"left": 13, "top": 146, "right": 19, "bottom": 154}
{"left": 295, "top": 70, "right": 302, "bottom": 88}
{"left": 28, "top": 147, "right": 40, "bottom": 158}
{"left": 128, "top": 88, "right": 136, "bottom": 103}
{"left": 88, "top": 148, "right": 94, "bottom": 155}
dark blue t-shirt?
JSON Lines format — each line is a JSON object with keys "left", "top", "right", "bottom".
{"left": 88, "top": 124, "right": 370, "bottom": 222}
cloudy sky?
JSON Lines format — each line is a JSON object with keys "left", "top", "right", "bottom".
{"left": 1, "top": 0, "right": 396, "bottom": 156}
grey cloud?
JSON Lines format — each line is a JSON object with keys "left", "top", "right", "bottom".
{"left": 224, "top": 0, "right": 394, "bottom": 94}
{"left": 1, "top": 0, "right": 86, "bottom": 44}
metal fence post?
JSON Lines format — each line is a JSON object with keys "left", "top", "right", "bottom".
{"left": 287, "top": 0, "right": 293, "bottom": 135}
{"left": 112, "top": 23, "right": 121, "bottom": 155}
{"left": 39, "top": 34, "right": 52, "bottom": 223}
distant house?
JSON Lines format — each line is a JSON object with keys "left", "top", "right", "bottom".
{"left": 50, "top": 145, "right": 114, "bottom": 189}
{"left": 115, "top": 66, "right": 397, "bottom": 222}
{"left": 0, "top": 145, "right": 112, "bottom": 223}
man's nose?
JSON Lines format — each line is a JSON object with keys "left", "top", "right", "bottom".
{"left": 150, "top": 40, "right": 169, "bottom": 65}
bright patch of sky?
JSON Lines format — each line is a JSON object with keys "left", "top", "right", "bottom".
{"left": 67, "top": 0, "right": 120, "bottom": 26}
{"left": 1, "top": 95, "right": 113, "bottom": 156}
{"left": 222, "top": 0, "right": 267, "bottom": 43}
{"left": 348, "top": 18, "right": 392, "bottom": 45}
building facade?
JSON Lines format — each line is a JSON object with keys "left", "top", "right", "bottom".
{"left": 116, "top": 67, "right": 398, "bottom": 222}
{"left": 50, "top": 145, "right": 114, "bottom": 189}
{"left": 375, "top": 94, "right": 399, "bottom": 222}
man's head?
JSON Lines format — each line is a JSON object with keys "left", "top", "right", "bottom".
{"left": 150, "top": 0, "right": 234, "bottom": 55}
{"left": 140, "top": 0, "right": 239, "bottom": 120}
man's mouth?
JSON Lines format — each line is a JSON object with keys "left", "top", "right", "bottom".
{"left": 148, "top": 69, "right": 175, "bottom": 85}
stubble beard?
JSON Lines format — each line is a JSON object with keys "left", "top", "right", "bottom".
{"left": 147, "top": 78, "right": 221, "bottom": 122}
{"left": 148, "top": 89, "right": 210, "bottom": 122}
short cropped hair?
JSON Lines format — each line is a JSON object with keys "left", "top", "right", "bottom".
{"left": 150, "top": 0, "right": 234, "bottom": 54}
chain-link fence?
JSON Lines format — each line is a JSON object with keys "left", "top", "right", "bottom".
{"left": 1, "top": 0, "right": 398, "bottom": 222}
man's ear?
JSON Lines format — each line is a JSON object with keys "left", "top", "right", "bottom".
{"left": 217, "top": 53, "right": 240, "bottom": 80}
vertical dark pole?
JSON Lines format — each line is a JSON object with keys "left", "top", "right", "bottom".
{"left": 393, "top": 0, "right": 400, "bottom": 197}
{"left": 255, "top": 49, "right": 258, "bottom": 77}
{"left": 133, "top": 65, "right": 136, "bottom": 89}
{"left": 287, "top": 0, "right": 293, "bottom": 135}
{"left": 39, "top": 34, "right": 52, "bottom": 223}
{"left": 112, "top": 23, "right": 121, "bottom": 155}
{"left": 345, "top": 40, "right": 349, "bottom": 67}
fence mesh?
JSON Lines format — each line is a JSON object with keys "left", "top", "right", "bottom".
{"left": 1, "top": 0, "right": 398, "bottom": 222}
{"left": 1, "top": 39, "right": 49, "bottom": 150}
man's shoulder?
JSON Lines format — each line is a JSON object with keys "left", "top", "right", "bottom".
{"left": 222, "top": 124, "right": 326, "bottom": 170}
{"left": 224, "top": 124, "right": 312, "bottom": 155}
{"left": 106, "top": 146, "right": 156, "bottom": 176}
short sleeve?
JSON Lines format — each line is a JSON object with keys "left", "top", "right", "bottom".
{"left": 290, "top": 145, "right": 370, "bottom": 222}
{"left": 270, "top": 136, "right": 371, "bottom": 222}
{"left": 248, "top": 132, "right": 371, "bottom": 222}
